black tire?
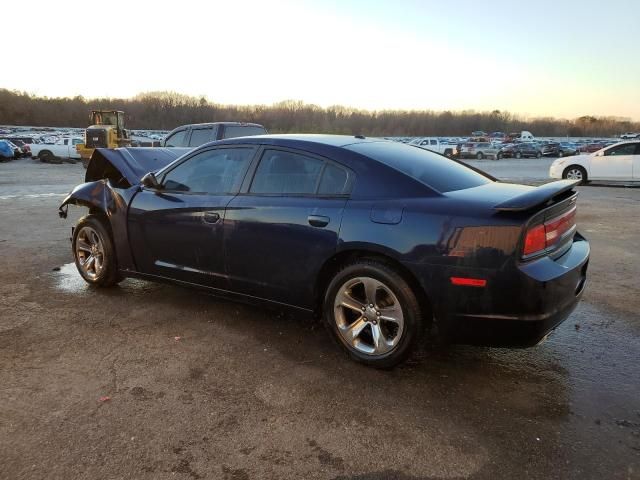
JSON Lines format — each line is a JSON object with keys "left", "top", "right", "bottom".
{"left": 558, "top": 150, "right": 564, "bottom": 158}
{"left": 515, "top": 152, "right": 522, "bottom": 159}
{"left": 497, "top": 152, "right": 503, "bottom": 160}
{"left": 476, "top": 152, "right": 484, "bottom": 160}
{"left": 562, "top": 165, "right": 588, "bottom": 185}
{"left": 536, "top": 151, "right": 542, "bottom": 158}
{"left": 323, "top": 259, "right": 424, "bottom": 368}
{"left": 72, "top": 215, "right": 121, "bottom": 287}
{"left": 39, "top": 150, "right": 61, "bottom": 164}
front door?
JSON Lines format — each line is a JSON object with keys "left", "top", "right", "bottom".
{"left": 127, "top": 146, "right": 256, "bottom": 289}
{"left": 223, "top": 147, "right": 353, "bottom": 308}
{"left": 591, "top": 143, "right": 635, "bottom": 180}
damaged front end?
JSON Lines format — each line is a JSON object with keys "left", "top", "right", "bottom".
{"left": 58, "top": 146, "right": 190, "bottom": 270}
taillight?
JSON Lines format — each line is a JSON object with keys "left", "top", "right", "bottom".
{"left": 523, "top": 206, "right": 577, "bottom": 257}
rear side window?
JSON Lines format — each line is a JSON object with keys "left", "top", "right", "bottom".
{"left": 249, "top": 150, "right": 351, "bottom": 196}
{"left": 162, "top": 147, "right": 254, "bottom": 194}
{"left": 346, "top": 141, "right": 492, "bottom": 193}
{"left": 223, "top": 125, "right": 266, "bottom": 139}
{"left": 165, "top": 129, "right": 187, "bottom": 147}
{"left": 250, "top": 150, "right": 323, "bottom": 194}
{"left": 189, "top": 127, "right": 214, "bottom": 147}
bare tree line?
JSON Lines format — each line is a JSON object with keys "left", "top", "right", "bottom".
{"left": 0, "top": 89, "right": 637, "bottom": 137}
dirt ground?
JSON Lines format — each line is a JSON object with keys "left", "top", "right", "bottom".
{"left": 1, "top": 158, "right": 639, "bottom": 480}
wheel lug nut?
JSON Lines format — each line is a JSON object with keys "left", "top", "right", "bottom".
{"left": 361, "top": 306, "right": 366, "bottom": 311}
{"left": 369, "top": 304, "right": 373, "bottom": 308}
{"left": 376, "top": 311, "right": 380, "bottom": 316}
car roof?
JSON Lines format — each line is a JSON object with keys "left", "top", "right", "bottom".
{"left": 215, "top": 133, "right": 379, "bottom": 148}
{"left": 169, "top": 121, "right": 265, "bottom": 131}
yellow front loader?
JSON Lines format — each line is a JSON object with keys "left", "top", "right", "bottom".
{"left": 77, "top": 110, "right": 132, "bottom": 168}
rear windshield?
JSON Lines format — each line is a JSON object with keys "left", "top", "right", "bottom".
{"left": 346, "top": 141, "right": 492, "bottom": 193}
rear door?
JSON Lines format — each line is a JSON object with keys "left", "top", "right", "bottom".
{"left": 127, "top": 145, "right": 257, "bottom": 288}
{"left": 224, "top": 147, "right": 353, "bottom": 308}
{"left": 590, "top": 143, "right": 635, "bottom": 180}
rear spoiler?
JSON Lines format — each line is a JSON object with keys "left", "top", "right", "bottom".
{"left": 494, "top": 180, "right": 580, "bottom": 212}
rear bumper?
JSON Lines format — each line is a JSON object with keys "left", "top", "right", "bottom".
{"left": 420, "top": 235, "right": 590, "bottom": 347}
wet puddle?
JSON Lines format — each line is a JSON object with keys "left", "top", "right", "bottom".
{"left": 50, "top": 262, "right": 156, "bottom": 296}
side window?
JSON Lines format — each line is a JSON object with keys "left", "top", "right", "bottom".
{"left": 164, "top": 129, "right": 187, "bottom": 147}
{"left": 189, "top": 128, "right": 214, "bottom": 147}
{"left": 250, "top": 150, "right": 324, "bottom": 195}
{"left": 318, "top": 163, "right": 350, "bottom": 195}
{"left": 605, "top": 144, "right": 636, "bottom": 156}
{"left": 63, "top": 139, "right": 69, "bottom": 145}
{"left": 162, "top": 147, "right": 254, "bottom": 194}
{"left": 72, "top": 138, "right": 83, "bottom": 145}
{"left": 223, "top": 125, "right": 266, "bottom": 139}
{"left": 430, "top": 140, "right": 437, "bottom": 145}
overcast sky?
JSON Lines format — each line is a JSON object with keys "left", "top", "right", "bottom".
{"left": 4, "top": 0, "right": 639, "bottom": 119}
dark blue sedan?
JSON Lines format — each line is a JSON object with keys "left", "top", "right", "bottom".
{"left": 59, "top": 135, "right": 589, "bottom": 368}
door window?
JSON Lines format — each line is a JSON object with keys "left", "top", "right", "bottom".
{"left": 250, "top": 150, "right": 324, "bottom": 194}
{"left": 164, "top": 129, "right": 187, "bottom": 147}
{"left": 189, "top": 128, "right": 214, "bottom": 147}
{"left": 249, "top": 150, "right": 351, "bottom": 196}
{"left": 162, "top": 147, "right": 254, "bottom": 194}
{"left": 605, "top": 144, "right": 636, "bottom": 156}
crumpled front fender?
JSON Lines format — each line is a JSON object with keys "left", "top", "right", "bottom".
{"left": 58, "top": 180, "right": 119, "bottom": 219}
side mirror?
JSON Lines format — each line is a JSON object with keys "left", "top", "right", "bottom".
{"left": 141, "top": 172, "right": 161, "bottom": 189}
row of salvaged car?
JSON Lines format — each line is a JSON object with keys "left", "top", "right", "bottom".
{"left": 454, "top": 139, "right": 620, "bottom": 160}
{"left": 0, "top": 135, "right": 83, "bottom": 163}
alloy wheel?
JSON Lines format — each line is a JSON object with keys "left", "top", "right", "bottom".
{"left": 565, "top": 168, "right": 583, "bottom": 180}
{"left": 75, "top": 226, "right": 105, "bottom": 280}
{"left": 333, "top": 276, "right": 404, "bottom": 356}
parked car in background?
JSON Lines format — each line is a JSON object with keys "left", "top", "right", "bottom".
{"left": 29, "top": 138, "right": 83, "bottom": 163}
{"left": 458, "top": 142, "right": 501, "bottom": 159}
{"left": 163, "top": 122, "right": 267, "bottom": 148}
{"left": 0, "top": 140, "right": 16, "bottom": 161}
{"left": 412, "top": 137, "right": 456, "bottom": 157}
{"left": 542, "top": 142, "right": 577, "bottom": 157}
{"left": 59, "top": 135, "right": 589, "bottom": 368}
{"left": 577, "top": 142, "right": 605, "bottom": 154}
{"left": 620, "top": 132, "right": 639, "bottom": 139}
{"left": 498, "top": 142, "right": 542, "bottom": 159}
{"left": 550, "top": 141, "right": 640, "bottom": 184}
{"left": 506, "top": 131, "right": 535, "bottom": 142}
{"left": 1, "top": 138, "right": 32, "bottom": 157}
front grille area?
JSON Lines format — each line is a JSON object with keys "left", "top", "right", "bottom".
{"left": 85, "top": 129, "right": 108, "bottom": 148}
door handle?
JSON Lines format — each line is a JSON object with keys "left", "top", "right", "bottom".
{"left": 203, "top": 211, "right": 221, "bottom": 224}
{"left": 308, "top": 215, "right": 330, "bottom": 228}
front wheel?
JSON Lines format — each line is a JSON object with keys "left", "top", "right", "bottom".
{"left": 324, "top": 259, "right": 424, "bottom": 368}
{"left": 536, "top": 151, "right": 542, "bottom": 158}
{"left": 562, "top": 165, "right": 588, "bottom": 184}
{"left": 515, "top": 152, "right": 522, "bottom": 159}
{"left": 476, "top": 152, "right": 484, "bottom": 160}
{"left": 72, "top": 215, "right": 121, "bottom": 287}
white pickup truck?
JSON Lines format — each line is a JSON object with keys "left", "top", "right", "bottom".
{"left": 410, "top": 137, "right": 456, "bottom": 157}
{"left": 30, "top": 138, "right": 83, "bottom": 163}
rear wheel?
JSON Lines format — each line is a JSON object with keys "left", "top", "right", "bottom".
{"left": 558, "top": 150, "right": 564, "bottom": 158}
{"left": 515, "top": 152, "right": 522, "bottom": 159}
{"left": 476, "top": 152, "right": 484, "bottom": 160}
{"left": 72, "top": 215, "right": 121, "bottom": 287}
{"left": 562, "top": 165, "right": 588, "bottom": 184}
{"left": 536, "top": 151, "right": 542, "bottom": 158}
{"left": 324, "top": 259, "right": 423, "bottom": 368}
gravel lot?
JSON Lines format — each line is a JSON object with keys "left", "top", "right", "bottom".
{"left": 1, "top": 157, "right": 639, "bottom": 479}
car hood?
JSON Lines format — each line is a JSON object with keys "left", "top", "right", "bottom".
{"left": 86, "top": 147, "right": 192, "bottom": 186}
